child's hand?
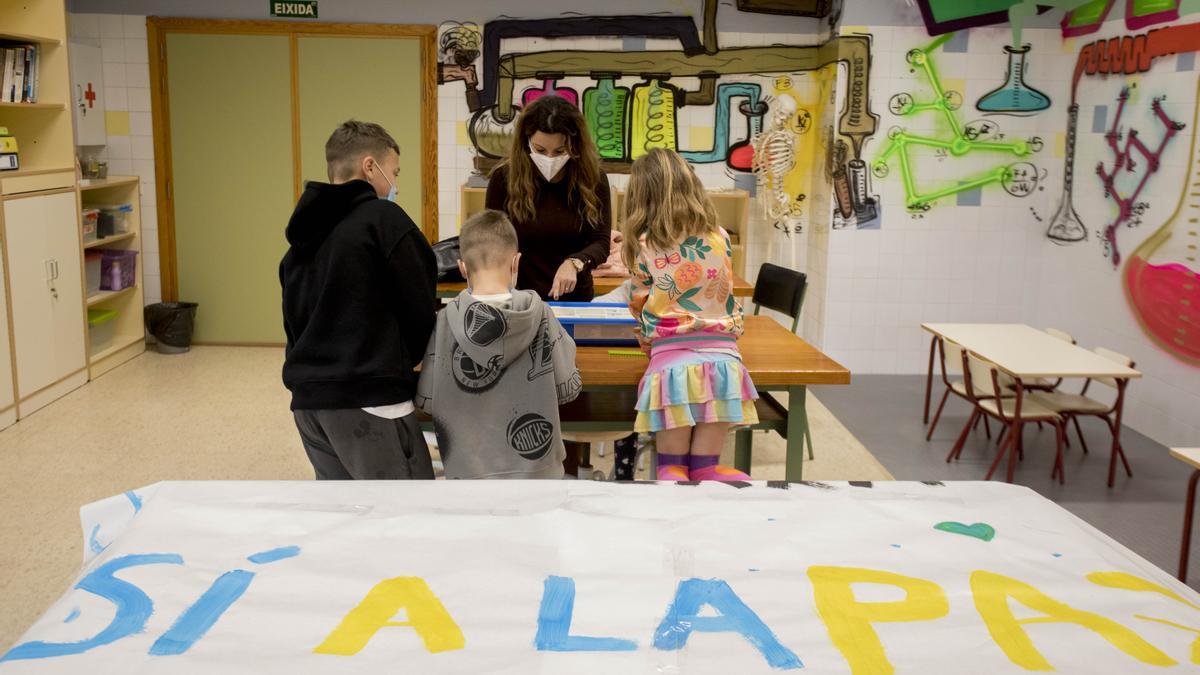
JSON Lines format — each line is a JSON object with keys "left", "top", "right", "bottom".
{"left": 550, "top": 260, "right": 578, "bottom": 299}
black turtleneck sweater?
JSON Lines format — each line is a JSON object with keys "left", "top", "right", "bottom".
{"left": 279, "top": 180, "right": 436, "bottom": 410}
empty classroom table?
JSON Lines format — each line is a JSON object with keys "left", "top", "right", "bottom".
{"left": 922, "top": 323, "right": 1142, "bottom": 486}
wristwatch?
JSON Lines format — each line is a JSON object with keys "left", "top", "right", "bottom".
{"left": 568, "top": 257, "right": 586, "bottom": 272}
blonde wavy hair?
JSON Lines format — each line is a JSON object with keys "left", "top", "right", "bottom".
{"left": 494, "top": 96, "right": 605, "bottom": 229}
{"left": 621, "top": 148, "right": 717, "bottom": 269}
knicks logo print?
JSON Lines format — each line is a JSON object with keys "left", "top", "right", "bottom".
{"left": 507, "top": 413, "right": 554, "bottom": 460}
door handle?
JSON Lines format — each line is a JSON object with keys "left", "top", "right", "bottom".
{"left": 52, "top": 259, "right": 60, "bottom": 280}
{"left": 44, "top": 259, "right": 54, "bottom": 285}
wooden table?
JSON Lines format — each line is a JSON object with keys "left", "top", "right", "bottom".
{"left": 437, "top": 273, "right": 755, "bottom": 299}
{"left": 1171, "top": 447, "right": 1200, "bottom": 582}
{"left": 576, "top": 316, "right": 849, "bottom": 481}
{"left": 922, "top": 323, "right": 1142, "bottom": 486}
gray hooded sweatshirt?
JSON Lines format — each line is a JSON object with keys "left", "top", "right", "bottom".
{"left": 415, "top": 290, "right": 582, "bottom": 479}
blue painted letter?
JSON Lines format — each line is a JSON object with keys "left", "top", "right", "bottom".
{"left": 534, "top": 576, "right": 638, "bottom": 652}
{"left": 149, "top": 570, "right": 254, "bottom": 656}
{"left": 0, "top": 554, "right": 183, "bottom": 662}
{"left": 653, "top": 578, "right": 803, "bottom": 670}
{"left": 150, "top": 545, "right": 301, "bottom": 656}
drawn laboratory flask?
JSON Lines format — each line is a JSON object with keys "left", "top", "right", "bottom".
{"left": 976, "top": 45, "right": 1051, "bottom": 114}
{"left": 1047, "top": 104, "right": 1088, "bottom": 243}
{"left": 582, "top": 76, "right": 629, "bottom": 161}
{"left": 630, "top": 78, "right": 678, "bottom": 159}
{"left": 1124, "top": 100, "right": 1200, "bottom": 364}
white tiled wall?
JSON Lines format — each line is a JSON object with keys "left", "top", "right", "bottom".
{"left": 68, "top": 13, "right": 161, "bottom": 305}
{"left": 820, "top": 20, "right": 1200, "bottom": 447}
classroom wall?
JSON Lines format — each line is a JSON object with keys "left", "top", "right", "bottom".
{"left": 819, "top": 3, "right": 1200, "bottom": 448}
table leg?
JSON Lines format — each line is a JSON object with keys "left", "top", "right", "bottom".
{"left": 1108, "top": 378, "right": 1129, "bottom": 489}
{"left": 924, "top": 335, "right": 938, "bottom": 424}
{"left": 1181, "top": 469, "right": 1200, "bottom": 583}
{"left": 1006, "top": 380, "right": 1025, "bottom": 484}
{"left": 734, "top": 429, "right": 753, "bottom": 475}
{"left": 785, "top": 385, "right": 808, "bottom": 481}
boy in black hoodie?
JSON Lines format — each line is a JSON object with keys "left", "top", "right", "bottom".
{"left": 280, "top": 120, "right": 437, "bottom": 480}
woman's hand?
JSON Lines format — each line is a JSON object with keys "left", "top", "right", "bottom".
{"left": 549, "top": 259, "right": 578, "bottom": 299}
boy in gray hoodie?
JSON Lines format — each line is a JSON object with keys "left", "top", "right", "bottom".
{"left": 416, "top": 210, "right": 582, "bottom": 479}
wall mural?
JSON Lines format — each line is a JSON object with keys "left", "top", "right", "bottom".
{"left": 1043, "top": 21, "right": 1200, "bottom": 363}
{"left": 872, "top": 33, "right": 1044, "bottom": 212}
{"left": 435, "top": 1, "right": 882, "bottom": 233}
{"left": 910, "top": 0, "right": 1198, "bottom": 365}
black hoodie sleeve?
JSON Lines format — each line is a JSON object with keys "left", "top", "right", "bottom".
{"left": 388, "top": 227, "right": 438, "bottom": 365}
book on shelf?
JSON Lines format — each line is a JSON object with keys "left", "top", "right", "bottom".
{"left": 0, "top": 44, "right": 40, "bottom": 103}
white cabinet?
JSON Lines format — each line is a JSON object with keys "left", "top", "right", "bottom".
{"left": 69, "top": 43, "right": 107, "bottom": 146}
{"left": 3, "top": 192, "right": 86, "bottom": 402}
{"left": 0, "top": 242, "right": 15, "bottom": 428}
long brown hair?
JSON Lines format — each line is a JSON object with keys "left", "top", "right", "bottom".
{"left": 621, "top": 148, "right": 717, "bottom": 269}
{"left": 495, "top": 96, "right": 604, "bottom": 229}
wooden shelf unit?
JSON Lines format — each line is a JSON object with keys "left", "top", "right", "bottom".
{"left": 84, "top": 230, "right": 136, "bottom": 249}
{"left": 81, "top": 176, "right": 145, "bottom": 376}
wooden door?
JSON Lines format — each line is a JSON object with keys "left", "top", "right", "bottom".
{"left": 149, "top": 19, "right": 436, "bottom": 345}
{"left": 164, "top": 33, "right": 293, "bottom": 344}
{"left": 296, "top": 35, "right": 425, "bottom": 227}
{"left": 4, "top": 192, "right": 85, "bottom": 398}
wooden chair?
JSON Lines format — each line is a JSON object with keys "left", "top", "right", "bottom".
{"left": 1029, "top": 347, "right": 1135, "bottom": 481}
{"left": 947, "top": 351, "right": 1068, "bottom": 484}
{"left": 749, "top": 263, "right": 812, "bottom": 460}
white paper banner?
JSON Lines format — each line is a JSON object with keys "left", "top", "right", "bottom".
{"left": 3, "top": 480, "right": 1200, "bottom": 674}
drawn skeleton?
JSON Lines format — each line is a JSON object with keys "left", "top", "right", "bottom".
{"left": 752, "top": 95, "right": 799, "bottom": 231}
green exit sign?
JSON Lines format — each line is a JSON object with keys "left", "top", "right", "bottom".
{"left": 271, "top": 1, "right": 317, "bottom": 18}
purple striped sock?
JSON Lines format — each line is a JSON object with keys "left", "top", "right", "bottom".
{"left": 658, "top": 453, "right": 688, "bottom": 467}
{"left": 688, "top": 454, "right": 719, "bottom": 471}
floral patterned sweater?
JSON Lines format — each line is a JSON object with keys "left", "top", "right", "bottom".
{"left": 630, "top": 226, "right": 744, "bottom": 343}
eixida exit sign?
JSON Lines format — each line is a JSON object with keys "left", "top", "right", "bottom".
{"left": 270, "top": 1, "right": 317, "bottom": 18}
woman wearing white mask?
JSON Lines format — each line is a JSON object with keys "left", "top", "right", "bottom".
{"left": 485, "top": 95, "right": 611, "bottom": 301}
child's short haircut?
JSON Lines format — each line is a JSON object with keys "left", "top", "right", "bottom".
{"left": 460, "top": 209, "right": 519, "bottom": 271}
{"left": 325, "top": 120, "right": 400, "bottom": 181}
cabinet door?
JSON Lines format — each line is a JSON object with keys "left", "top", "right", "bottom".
{"left": 0, "top": 240, "right": 15, "bottom": 412}
{"left": 4, "top": 192, "right": 85, "bottom": 398}
{"left": 45, "top": 193, "right": 85, "bottom": 376}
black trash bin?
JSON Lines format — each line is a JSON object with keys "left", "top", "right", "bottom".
{"left": 144, "top": 302, "right": 198, "bottom": 354}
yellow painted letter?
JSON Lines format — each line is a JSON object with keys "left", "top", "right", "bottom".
{"left": 314, "top": 577, "right": 465, "bottom": 656}
{"left": 971, "top": 570, "right": 1175, "bottom": 670}
{"left": 809, "top": 566, "right": 949, "bottom": 675}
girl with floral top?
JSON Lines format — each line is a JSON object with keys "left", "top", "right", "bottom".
{"left": 621, "top": 148, "right": 759, "bottom": 481}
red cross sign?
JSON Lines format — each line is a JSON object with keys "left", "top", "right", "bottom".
{"left": 84, "top": 83, "right": 96, "bottom": 108}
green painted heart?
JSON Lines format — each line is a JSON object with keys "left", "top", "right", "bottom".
{"left": 934, "top": 521, "right": 995, "bottom": 542}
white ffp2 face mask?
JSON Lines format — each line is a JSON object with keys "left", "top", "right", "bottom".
{"left": 529, "top": 144, "right": 570, "bottom": 181}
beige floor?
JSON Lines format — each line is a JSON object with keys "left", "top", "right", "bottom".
{"left": 0, "top": 347, "right": 888, "bottom": 652}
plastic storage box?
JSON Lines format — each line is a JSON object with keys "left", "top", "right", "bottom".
{"left": 97, "top": 249, "right": 138, "bottom": 291}
{"left": 81, "top": 208, "right": 99, "bottom": 244}
{"left": 87, "top": 308, "right": 118, "bottom": 353}
{"left": 84, "top": 251, "right": 103, "bottom": 297}
{"left": 87, "top": 203, "right": 133, "bottom": 238}
{"left": 548, "top": 302, "right": 639, "bottom": 346}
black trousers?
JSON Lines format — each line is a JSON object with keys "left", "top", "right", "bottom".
{"left": 293, "top": 409, "right": 434, "bottom": 480}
